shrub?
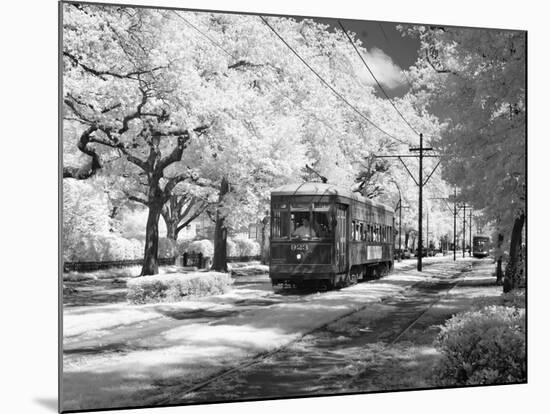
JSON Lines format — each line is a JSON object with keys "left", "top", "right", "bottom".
{"left": 177, "top": 239, "right": 193, "bottom": 255}
{"left": 230, "top": 263, "right": 269, "bottom": 276}
{"left": 434, "top": 306, "right": 526, "bottom": 386}
{"left": 159, "top": 237, "right": 177, "bottom": 258}
{"left": 232, "top": 235, "right": 260, "bottom": 256}
{"left": 126, "top": 271, "right": 233, "bottom": 304}
{"left": 188, "top": 239, "right": 214, "bottom": 257}
{"left": 64, "top": 233, "right": 146, "bottom": 262}
{"left": 502, "top": 289, "right": 526, "bottom": 309}
{"left": 226, "top": 238, "right": 237, "bottom": 257}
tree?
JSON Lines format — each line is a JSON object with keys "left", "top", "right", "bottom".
{"left": 63, "top": 5, "right": 219, "bottom": 275}
{"left": 403, "top": 26, "right": 526, "bottom": 289}
{"left": 161, "top": 194, "right": 208, "bottom": 241}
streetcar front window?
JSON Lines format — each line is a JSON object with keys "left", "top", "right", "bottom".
{"left": 291, "top": 212, "right": 314, "bottom": 238}
{"left": 288, "top": 202, "right": 333, "bottom": 240}
{"left": 272, "top": 209, "right": 290, "bottom": 239}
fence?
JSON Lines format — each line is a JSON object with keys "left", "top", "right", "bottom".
{"left": 64, "top": 254, "right": 261, "bottom": 273}
{"left": 182, "top": 253, "right": 261, "bottom": 268}
{"left": 227, "top": 255, "right": 261, "bottom": 263}
{"left": 63, "top": 257, "right": 176, "bottom": 273}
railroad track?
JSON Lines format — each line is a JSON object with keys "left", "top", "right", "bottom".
{"left": 151, "top": 258, "right": 474, "bottom": 405}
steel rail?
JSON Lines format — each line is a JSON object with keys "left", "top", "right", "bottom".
{"left": 151, "top": 259, "right": 474, "bottom": 403}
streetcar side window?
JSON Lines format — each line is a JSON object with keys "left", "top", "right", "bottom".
{"left": 360, "top": 222, "right": 365, "bottom": 241}
{"left": 312, "top": 210, "right": 332, "bottom": 239}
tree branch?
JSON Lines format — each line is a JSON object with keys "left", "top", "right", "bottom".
{"left": 424, "top": 49, "right": 458, "bottom": 75}
{"left": 63, "top": 51, "right": 166, "bottom": 80}
{"left": 62, "top": 125, "right": 101, "bottom": 180}
{"left": 176, "top": 207, "right": 206, "bottom": 234}
{"left": 126, "top": 193, "right": 149, "bottom": 206}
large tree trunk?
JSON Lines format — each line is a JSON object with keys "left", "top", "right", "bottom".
{"left": 503, "top": 212, "right": 525, "bottom": 293}
{"left": 141, "top": 202, "right": 162, "bottom": 276}
{"left": 211, "top": 178, "right": 230, "bottom": 272}
{"left": 495, "top": 233, "right": 504, "bottom": 285}
{"left": 212, "top": 212, "right": 228, "bottom": 272}
{"left": 165, "top": 218, "right": 178, "bottom": 241}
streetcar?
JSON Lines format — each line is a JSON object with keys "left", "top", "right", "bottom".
{"left": 269, "top": 183, "right": 395, "bottom": 289}
{"left": 472, "top": 235, "right": 490, "bottom": 258}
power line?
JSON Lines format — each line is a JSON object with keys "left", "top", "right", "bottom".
{"left": 172, "top": 11, "right": 347, "bottom": 139}
{"left": 175, "top": 12, "right": 409, "bottom": 146}
{"left": 377, "top": 23, "right": 415, "bottom": 90}
{"left": 339, "top": 20, "right": 420, "bottom": 137}
{"left": 173, "top": 11, "right": 235, "bottom": 59}
{"left": 259, "top": 16, "right": 408, "bottom": 145}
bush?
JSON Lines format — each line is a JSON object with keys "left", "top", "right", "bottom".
{"left": 232, "top": 235, "right": 260, "bottom": 256}
{"left": 230, "top": 263, "right": 269, "bottom": 276}
{"left": 158, "top": 237, "right": 177, "bottom": 258}
{"left": 226, "top": 238, "right": 237, "bottom": 257}
{"left": 127, "top": 271, "right": 233, "bottom": 304}
{"left": 177, "top": 239, "right": 193, "bottom": 255}
{"left": 64, "top": 233, "right": 145, "bottom": 262}
{"left": 502, "top": 289, "right": 526, "bottom": 309}
{"left": 188, "top": 239, "right": 214, "bottom": 257}
{"left": 434, "top": 306, "right": 526, "bottom": 386}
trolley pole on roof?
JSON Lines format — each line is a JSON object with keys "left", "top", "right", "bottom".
{"left": 375, "top": 133, "right": 440, "bottom": 272}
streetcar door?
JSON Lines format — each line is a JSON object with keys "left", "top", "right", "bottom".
{"left": 335, "top": 205, "right": 348, "bottom": 273}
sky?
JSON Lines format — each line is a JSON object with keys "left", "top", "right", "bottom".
{"left": 313, "top": 17, "right": 421, "bottom": 98}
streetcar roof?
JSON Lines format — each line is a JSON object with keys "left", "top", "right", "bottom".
{"left": 271, "top": 182, "right": 393, "bottom": 212}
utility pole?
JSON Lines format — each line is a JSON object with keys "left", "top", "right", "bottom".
{"left": 426, "top": 206, "right": 429, "bottom": 251}
{"left": 398, "top": 201, "right": 402, "bottom": 262}
{"left": 375, "top": 133, "right": 440, "bottom": 272}
{"left": 414, "top": 133, "right": 424, "bottom": 270}
{"left": 453, "top": 187, "right": 457, "bottom": 261}
{"left": 469, "top": 209, "right": 473, "bottom": 257}
{"left": 462, "top": 203, "right": 466, "bottom": 258}
{"left": 391, "top": 180, "right": 403, "bottom": 262}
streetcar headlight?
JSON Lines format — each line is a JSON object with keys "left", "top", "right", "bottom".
{"left": 296, "top": 253, "right": 302, "bottom": 260}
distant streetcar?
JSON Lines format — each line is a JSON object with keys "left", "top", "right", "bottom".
{"left": 269, "top": 183, "right": 395, "bottom": 289}
{"left": 472, "top": 235, "right": 490, "bottom": 258}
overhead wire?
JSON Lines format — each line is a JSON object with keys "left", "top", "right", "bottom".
{"left": 172, "top": 11, "right": 346, "bottom": 139}
{"left": 338, "top": 20, "right": 420, "bottom": 137}
{"left": 173, "top": 11, "right": 234, "bottom": 59}
{"left": 377, "top": 22, "right": 415, "bottom": 90}
{"left": 259, "top": 16, "right": 408, "bottom": 146}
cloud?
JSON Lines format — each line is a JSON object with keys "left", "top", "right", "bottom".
{"left": 354, "top": 47, "right": 406, "bottom": 90}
